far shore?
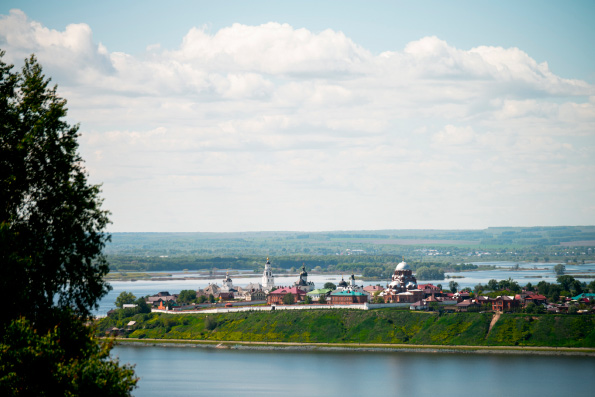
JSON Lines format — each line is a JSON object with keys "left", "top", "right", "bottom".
{"left": 109, "top": 337, "right": 595, "bottom": 357}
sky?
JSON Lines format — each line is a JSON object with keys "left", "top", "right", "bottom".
{"left": 1, "top": 1, "right": 594, "bottom": 232}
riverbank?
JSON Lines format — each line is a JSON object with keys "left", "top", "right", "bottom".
{"left": 111, "top": 337, "right": 595, "bottom": 356}
{"left": 97, "top": 309, "right": 595, "bottom": 348}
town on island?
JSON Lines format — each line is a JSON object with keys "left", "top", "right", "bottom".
{"left": 112, "top": 257, "right": 595, "bottom": 317}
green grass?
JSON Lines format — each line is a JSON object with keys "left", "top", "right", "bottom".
{"left": 96, "top": 310, "right": 595, "bottom": 347}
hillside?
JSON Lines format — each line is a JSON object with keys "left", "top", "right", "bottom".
{"left": 97, "top": 309, "right": 595, "bottom": 348}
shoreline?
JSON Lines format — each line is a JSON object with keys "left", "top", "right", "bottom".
{"left": 109, "top": 338, "right": 595, "bottom": 357}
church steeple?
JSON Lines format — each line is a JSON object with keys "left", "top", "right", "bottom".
{"left": 261, "top": 257, "right": 275, "bottom": 291}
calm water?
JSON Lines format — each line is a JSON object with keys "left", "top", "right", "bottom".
{"left": 97, "top": 262, "right": 595, "bottom": 315}
{"left": 112, "top": 345, "right": 595, "bottom": 397}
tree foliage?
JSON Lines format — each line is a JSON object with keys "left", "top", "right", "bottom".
{"left": 282, "top": 292, "right": 295, "bottom": 305}
{"left": 324, "top": 282, "right": 337, "bottom": 290}
{"left": 557, "top": 275, "right": 582, "bottom": 295}
{"left": 0, "top": 315, "right": 137, "bottom": 396}
{"left": 1, "top": 53, "right": 111, "bottom": 322}
{"left": 178, "top": 289, "right": 197, "bottom": 304}
{"left": 415, "top": 266, "right": 445, "bottom": 280}
{"left": 0, "top": 53, "right": 136, "bottom": 394}
{"left": 115, "top": 292, "right": 137, "bottom": 308}
{"left": 553, "top": 264, "right": 566, "bottom": 275}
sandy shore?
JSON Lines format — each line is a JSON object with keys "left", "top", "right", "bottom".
{"left": 111, "top": 338, "right": 595, "bottom": 357}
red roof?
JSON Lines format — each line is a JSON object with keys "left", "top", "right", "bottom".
{"left": 363, "top": 285, "right": 384, "bottom": 292}
{"left": 495, "top": 295, "right": 517, "bottom": 301}
{"left": 476, "top": 296, "right": 493, "bottom": 302}
{"left": 269, "top": 287, "right": 306, "bottom": 296}
{"left": 525, "top": 294, "right": 547, "bottom": 300}
{"left": 418, "top": 284, "right": 440, "bottom": 290}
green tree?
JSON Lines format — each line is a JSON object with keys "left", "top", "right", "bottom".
{"left": 524, "top": 302, "right": 545, "bottom": 314}
{"left": 282, "top": 293, "right": 295, "bottom": 305}
{"left": 1, "top": 54, "right": 111, "bottom": 322}
{"left": 449, "top": 281, "right": 459, "bottom": 293}
{"left": 304, "top": 295, "right": 313, "bottom": 304}
{"left": 0, "top": 53, "right": 136, "bottom": 394}
{"left": 197, "top": 295, "right": 207, "bottom": 304}
{"left": 473, "top": 283, "right": 484, "bottom": 294}
{"left": 324, "top": 282, "right": 337, "bottom": 290}
{"left": 557, "top": 275, "right": 576, "bottom": 292}
{"left": 318, "top": 295, "right": 327, "bottom": 304}
{"left": 204, "top": 316, "right": 217, "bottom": 331}
{"left": 208, "top": 294, "right": 215, "bottom": 303}
{"left": 487, "top": 279, "right": 499, "bottom": 291}
{"left": 415, "top": 266, "right": 445, "bottom": 280}
{"left": 372, "top": 291, "right": 384, "bottom": 304}
{"left": 178, "top": 289, "right": 197, "bottom": 304}
{"left": 134, "top": 298, "right": 150, "bottom": 314}
{"left": 553, "top": 264, "right": 566, "bottom": 275}
{"left": 498, "top": 278, "right": 520, "bottom": 293}
{"left": 0, "top": 317, "right": 137, "bottom": 396}
{"left": 115, "top": 292, "right": 137, "bottom": 308}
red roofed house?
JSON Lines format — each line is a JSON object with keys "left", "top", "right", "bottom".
{"left": 267, "top": 287, "right": 306, "bottom": 305}
{"left": 523, "top": 294, "right": 547, "bottom": 306}
{"left": 417, "top": 284, "right": 443, "bottom": 298}
{"left": 456, "top": 299, "right": 481, "bottom": 312}
{"left": 492, "top": 296, "right": 520, "bottom": 312}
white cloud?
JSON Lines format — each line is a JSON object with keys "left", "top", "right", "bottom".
{"left": 432, "top": 125, "right": 476, "bottom": 146}
{"left": 1, "top": 10, "right": 594, "bottom": 231}
{"left": 0, "top": 9, "right": 113, "bottom": 80}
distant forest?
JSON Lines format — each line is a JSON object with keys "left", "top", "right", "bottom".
{"left": 105, "top": 226, "right": 595, "bottom": 274}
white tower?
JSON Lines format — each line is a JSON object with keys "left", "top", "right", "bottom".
{"left": 261, "top": 258, "right": 275, "bottom": 291}
{"left": 221, "top": 271, "right": 234, "bottom": 292}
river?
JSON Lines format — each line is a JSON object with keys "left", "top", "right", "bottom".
{"left": 112, "top": 344, "right": 595, "bottom": 396}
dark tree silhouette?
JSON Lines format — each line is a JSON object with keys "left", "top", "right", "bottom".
{"left": 0, "top": 52, "right": 136, "bottom": 395}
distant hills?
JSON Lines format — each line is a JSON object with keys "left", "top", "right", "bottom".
{"left": 106, "top": 226, "right": 595, "bottom": 254}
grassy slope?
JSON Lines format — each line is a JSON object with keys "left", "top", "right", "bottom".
{"left": 97, "top": 309, "right": 595, "bottom": 348}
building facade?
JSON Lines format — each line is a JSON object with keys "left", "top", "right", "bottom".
{"left": 267, "top": 286, "right": 306, "bottom": 304}
{"left": 330, "top": 290, "right": 368, "bottom": 304}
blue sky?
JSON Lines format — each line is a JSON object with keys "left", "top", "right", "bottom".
{"left": 1, "top": 1, "right": 594, "bottom": 232}
{"left": 7, "top": 0, "right": 595, "bottom": 81}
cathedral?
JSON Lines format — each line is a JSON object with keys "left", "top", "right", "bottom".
{"left": 293, "top": 264, "right": 315, "bottom": 292}
{"left": 380, "top": 258, "right": 423, "bottom": 303}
